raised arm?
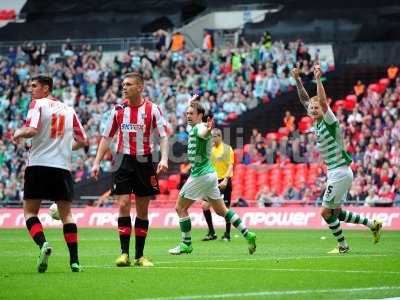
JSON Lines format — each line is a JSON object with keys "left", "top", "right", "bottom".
{"left": 314, "top": 64, "right": 328, "bottom": 113}
{"left": 291, "top": 68, "right": 310, "bottom": 110}
{"left": 198, "top": 116, "right": 213, "bottom": 139}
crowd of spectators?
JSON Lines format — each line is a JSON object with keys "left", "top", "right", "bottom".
{"left": 1, "top": 37, "right": 398, "bottom": 208}
{"left": 0, "top": 36, "right": 320, "bottom": 204}
{"left": 249, "top": 68, "right": 400, "bottom": 207}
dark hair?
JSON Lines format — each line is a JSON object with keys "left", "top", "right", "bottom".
{"left": 123, "top": 72, "right": 144, "bottom": 85}
{"left": 31, "top": 75, "right": 53, "bottom": 91}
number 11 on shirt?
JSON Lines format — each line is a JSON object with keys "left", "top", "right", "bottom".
{"left": 50, "top": 113, "right": 65, "bottom": 138}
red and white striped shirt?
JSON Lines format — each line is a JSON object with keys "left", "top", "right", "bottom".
{"left": 25, "top": 97, "right": 87, "bottom": 171}
{"left": 102, "top": 99, "right": 167, "bottom": 156}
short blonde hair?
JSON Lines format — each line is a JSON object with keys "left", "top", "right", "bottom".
{"left": 123, "top": 72, "right": 143, "bottom": 85}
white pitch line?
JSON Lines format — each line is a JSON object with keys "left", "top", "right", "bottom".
{"left": 358, "top": 297, "right": 400, "bottom": 300}
{"left": 81, "top": 253, "right": 391, "bottom": 266}
{"left": 136, "top": 286, "right": 400, "bottom": 300}
{"left": 0, "top": 252, "right": 393, "bottom": 262}
{"left": 358, "top": 298, "right": 400, "bottom": 300}
{"left": 155, "top": 254, "right": 390, "bottom": 264}
{"left": 84, "top": 264, "right": 400, "bottom": 275}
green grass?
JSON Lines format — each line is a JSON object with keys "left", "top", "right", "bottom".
{"left": 0, "top": 228, "right": 399, "bottom": 300}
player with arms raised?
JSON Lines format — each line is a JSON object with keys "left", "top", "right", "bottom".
{"left": 291, "top": 66, "right": 382, "bottom": 254}
{"left": 13, "top": 75, "right": 88, "bottom": 272}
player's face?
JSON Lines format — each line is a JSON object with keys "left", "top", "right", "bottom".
{"left": 212, "top": 132, "right": 222, "bottom": 146}
{"left": 122, "top": 77, "right": 143, "bottom": 100}
{"left": 186, "top": 106, "right": 202, "bottom": 125}
{"left": 29, "top": 80, "right": 49, "bottom": 100}
{"left": 308, "top": 99, "right": 323, "bottom": 120}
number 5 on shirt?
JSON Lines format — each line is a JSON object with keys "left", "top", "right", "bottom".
{"left": 50, "top": 113, "right": 65, "bottom": 138}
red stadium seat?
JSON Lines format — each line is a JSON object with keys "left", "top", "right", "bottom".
{"left": 300, "top": 116, "right": 312, "bottom": 124}
{"left": 257, "top": 176, "right": 268, "bottom": 186}
{"left": 231, "top": 192, "right": 241, "bottom": 201}
{"left": 379, "top": 78, "right": 390, "bottom": 88}
{"left": 295, "top": 163, "right": 307, "bottom": 170}
{"left": 368, "top": 83, "right": 378, "bottom": 91}
{"left": 298, "top": 116, "right": 313, "bottom": 133}
{"left": 266, "top": 132, "right": 278, "bottom": 140}
{"left": 235, "top": 163, "right": 246, "bottom": 171}
{"left": 278, "top": 127, "right": 290, "bottom": 137}
{"left": 344, "top": 95, "right": 356, "bottom": 111}
{"left": 282, "top": 169, "right": 294, "bottom": 178}
{"left": 377, "top": 83, "right": 387, "bottom": 94}
{"left": 368, "top": 83, "right": 385, "bottom": 93}
{"left": 158, "top": 179, "right": 168, "bottom": 194}
{"left": 167, "top": 174, "right": 180, "bottom": 190}
{"left": 234, "top": 148, "right": 243, "bottom": 163}
{"left": 244, "top": 174, "right": 257, "bottom": 184}
{"left": 345, "top": 94, "right": 357, "bottom": 102}
{"left": 333, "top": 100, "right": 346, "bottom": 112}
{"left": 243, "top": 144, "right": 251, "bottom": 154}
{"left": 227, "top": 112, "right": 238, "bottom": 121}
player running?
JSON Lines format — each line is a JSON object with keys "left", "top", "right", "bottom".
{"left": 291, "top": 65, "right": 382, "bottom": 254}
{"left": 13, "top": 75, "right": 88, "bottom": 272}
{"left": 169, "top": 98, "right": 256, "bottom": 255}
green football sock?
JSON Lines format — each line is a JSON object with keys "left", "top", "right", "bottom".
{"left": 326, "top": 215, "right": 347, "bottom": 247}
{"left": 339, "top": 210, "right": 373, "bottom": 228}
{"left": 225, "top": 209, "right": 249, "bottom": 237}
{"left": 179, "top": 216, "right": 192, "bottom": 246}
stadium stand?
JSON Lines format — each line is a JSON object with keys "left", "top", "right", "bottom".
{"left": 0, "top": 35, "right": 399, "bottom": 208}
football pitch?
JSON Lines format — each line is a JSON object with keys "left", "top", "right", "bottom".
{"left": 1, "top": 228, "right": 399, "bottom": 300}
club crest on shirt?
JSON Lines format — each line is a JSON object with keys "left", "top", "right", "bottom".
{"left": 121, "top": 123, "right": 145, "bottom": 132}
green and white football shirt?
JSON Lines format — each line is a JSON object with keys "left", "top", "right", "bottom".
{"left": 314, "top": 108, "right": 352, "bottom": 171}
{"left": 187, "top": 123, "right": 215, "bottom": 177}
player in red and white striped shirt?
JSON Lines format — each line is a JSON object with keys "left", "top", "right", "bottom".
{"left": 13, "top": 75, "right": 88, "bottom": 273}
{"left": 91, "top": 73, "right": 168, "bottom": 267}
{"left": 101, "top": 93, "right": 167, "bottom": 156}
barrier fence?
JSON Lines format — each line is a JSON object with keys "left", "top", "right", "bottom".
{"left": 1, "top": 207, "right": 399, "bottom": 230}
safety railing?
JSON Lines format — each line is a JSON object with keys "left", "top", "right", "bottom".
{"left": 0, "top": 36, "right": 157, "bottom": 54}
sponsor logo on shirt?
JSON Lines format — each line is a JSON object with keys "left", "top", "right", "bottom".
{"left": 120, "top": 123, "right": 145, "bottom": 132}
